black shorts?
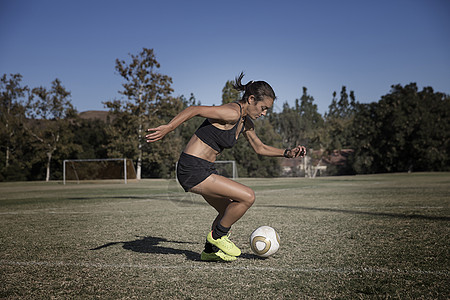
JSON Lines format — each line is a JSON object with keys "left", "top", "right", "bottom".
{"left": 177, "top": 152, "right": 218, "bottom": 192}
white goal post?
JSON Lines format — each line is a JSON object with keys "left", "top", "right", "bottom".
{"left": 63, "top": 158, "right": 136, "bottom": 185}
{"left": 215, "top": 160, "right": 238, "bottom": 179}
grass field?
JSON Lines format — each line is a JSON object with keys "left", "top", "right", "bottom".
{"left": 1, "top": 173, "right": 449, "bottom": 299}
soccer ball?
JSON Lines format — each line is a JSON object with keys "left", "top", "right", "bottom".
{"left": 250, "top": 226, "right": 280, "bottom": 257}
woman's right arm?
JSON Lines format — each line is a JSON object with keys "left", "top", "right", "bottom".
{"left": 146, "top": 104, "right": 240, "bottom": 142}
{"left": 146, "top": 106, "right": 197, "bottom": 142}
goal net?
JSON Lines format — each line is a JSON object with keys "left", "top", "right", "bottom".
{"left": 63, "top": 158, "right": 136, "bottom": 184}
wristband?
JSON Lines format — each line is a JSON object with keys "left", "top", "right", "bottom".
{"left": 283, "top": 149, "right": 290, "bottom": 158}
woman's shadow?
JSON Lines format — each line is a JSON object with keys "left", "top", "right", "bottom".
{"left": 90, "top": 236, "right": 201, "bottom": 261}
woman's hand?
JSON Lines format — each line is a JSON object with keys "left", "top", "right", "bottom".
{"left": 286, "top": 145, "right": 307, "bottom": 158}
{"left": 145, "top": 125, "right": 172, "bottom": 142}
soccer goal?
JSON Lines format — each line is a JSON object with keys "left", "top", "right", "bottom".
{"left": 63, "top": 158, "right": 136, "bottom": 185}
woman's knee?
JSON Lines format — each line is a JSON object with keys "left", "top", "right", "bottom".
{"left": 241, "top": 187, "right": 255, "bottom": 207}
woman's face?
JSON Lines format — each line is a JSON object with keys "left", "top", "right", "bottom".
{"left": 247, "top": 96, "right": 274, "bottom": 120}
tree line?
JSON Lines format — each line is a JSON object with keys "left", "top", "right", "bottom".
{"left": 1, "top": 48, "right": 449, "bottom": 181}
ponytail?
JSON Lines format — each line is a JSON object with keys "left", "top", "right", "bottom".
{"left": 232, "top": 72, "right": 248, "bottom": 91}
{"left": 232, "top": 72, "right": 276, "bottom": 102}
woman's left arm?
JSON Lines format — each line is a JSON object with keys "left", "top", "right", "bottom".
{"left": 243, "top": 118, "right": 306, "bottom": 158}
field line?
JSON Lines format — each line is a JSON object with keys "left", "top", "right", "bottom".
{"left": 1, "top": 260, "right": 447, "bottom": 276}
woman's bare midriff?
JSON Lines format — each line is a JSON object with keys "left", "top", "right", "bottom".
{"left": 183, "top": 135, "right": 219, "bottom": 162}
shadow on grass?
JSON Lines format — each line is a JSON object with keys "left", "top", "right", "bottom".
{"left": 68, "top": 196, "right": 153, "bottom": 200}
{"left": 239, "top": 252, "right": 269, "bottom": 260}
{"left": 90, "top": 235, "right": 264, "bottom": 261}
{"left": 67, "top": 195, "right": 208, "bottom": 207}
{"left": 90, "top": 236, "right": 201, "bottom": 261}
{"left": 262, "top": 205, "right": 450, "bottom": 221}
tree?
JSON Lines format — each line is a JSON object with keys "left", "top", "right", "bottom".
{"left": 26, "top": 79, "right": 78, "bottom": 181}
{"left": 413, "top": 87, "right": 450, "bottom": 171}
{"left": 222, "top": 80, "right": 241, "bottom": 104}
{"left": 325, "top": 86, "right": 356, "bottom": 151}
{"left": 297, "top": 87, "right": 325, "bottom": 149}
{"left": 379, "top": 84, "right": 448, "bottom": 172}
{"left": 350, "top": 83, "right": 450, "bottom": 173}
{"left": 271, "top": 87, "right": 324, "bottom": 150}
{"left": 271, "top": 101, "right": 302, "bottom": 148}
{"left": 104, "top": 48, "right": 183, "bottom": 179}
{"left": 348, "top": 102, "right": 378, "bottom": 173}
{"left": 0, "top": 74, "right": 28, "bottom": 176}
{"left": 71, "top": 118, "right": 109, "bottom": 159}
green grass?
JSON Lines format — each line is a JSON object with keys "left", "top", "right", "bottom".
{"left": 1, "top": 173, "right": 449, "bottom": 299}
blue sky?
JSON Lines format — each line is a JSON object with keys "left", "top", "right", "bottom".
{"left": 1, "top": 0, "right": 449, "bottom": 114}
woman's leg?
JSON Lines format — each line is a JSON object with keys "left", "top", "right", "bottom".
{"left": 190, "top": 174, "right": 255, "bottom": 228}
{"left": 200, "top": 194, "right": 231, "bottom": 254}
{"left": 202, "top": 194, "right": 232, "bottom": 230}
{"left": 191, "top": 174, "right": 255, "bottom": 257}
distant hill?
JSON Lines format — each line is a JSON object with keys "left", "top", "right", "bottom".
{"left": 79, "top": 110, "right": 110, "bottom": 122}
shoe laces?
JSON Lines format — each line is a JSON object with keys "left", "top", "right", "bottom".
{"left": 222, "top": 235, "right": 235, "bottom": 246}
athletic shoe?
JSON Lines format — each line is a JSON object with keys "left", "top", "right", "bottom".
{"left": 201, "top": 250, "right": 237, "bottom": 262}
{"left": 206, "top": 231, "right": 241, "bottom": 257}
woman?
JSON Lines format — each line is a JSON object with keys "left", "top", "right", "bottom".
{"left": 146, "top": 73, "right": 306, "bottom": 262}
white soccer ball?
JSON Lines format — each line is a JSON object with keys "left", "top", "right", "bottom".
{"left": 250, "top": 226, "right": 280, "bottom": 257}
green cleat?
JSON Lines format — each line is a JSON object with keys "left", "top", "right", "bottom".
{"left": 206, "top": 231, "right": 241, "bottom": 257}
{"left": 201, "top": 250, "right": 237, "bottom": 262}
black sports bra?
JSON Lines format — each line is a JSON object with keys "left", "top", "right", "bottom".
{"left": 195, "top": 102, "right": 245, "bottom": 153}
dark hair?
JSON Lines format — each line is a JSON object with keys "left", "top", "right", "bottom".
{"left": 233, "top": 72, "right": 276, "bottom": 102}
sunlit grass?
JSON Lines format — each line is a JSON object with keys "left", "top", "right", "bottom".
{"left": 1, "top": 173, "right": 449, "bottom": 298}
